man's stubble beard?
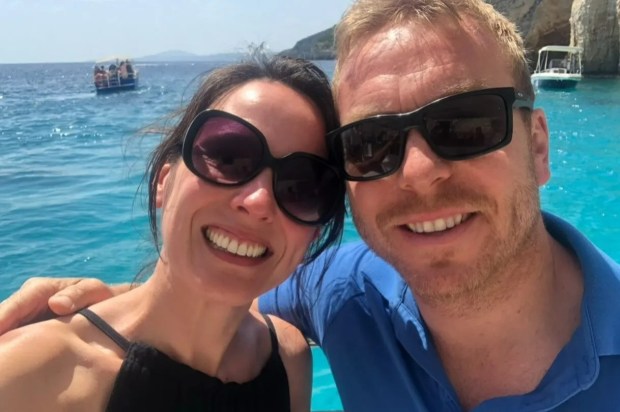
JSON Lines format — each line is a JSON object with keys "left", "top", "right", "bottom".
{"left": 350, "top": 159, "right": 542, "bottom": 314}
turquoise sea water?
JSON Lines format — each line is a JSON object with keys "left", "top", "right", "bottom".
{"left": 0, "top": 61, "right": 619, "bottom": 410}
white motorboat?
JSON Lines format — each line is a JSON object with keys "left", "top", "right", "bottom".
{"left": 531, "top": 45, "right": 583, "bottom": 90}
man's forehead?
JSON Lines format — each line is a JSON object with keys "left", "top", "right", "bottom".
{"left": 339, "top": 26, "right": 430, "bottom": 80}
{"left": 335, "top": 21, "right": 508, "bottom": 122}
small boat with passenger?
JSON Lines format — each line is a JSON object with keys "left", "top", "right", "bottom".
{"left": 531, "top": 45, "right": 583, "bottom": 90}
{"left": 93, "top": 56, "right": 139, "bottom": 94}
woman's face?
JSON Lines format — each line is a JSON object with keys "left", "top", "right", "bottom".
{"left": 156, "top": 80, "right": 327, "bottom": 305}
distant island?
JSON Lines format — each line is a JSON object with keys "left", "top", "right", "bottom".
{"left": 135, "top": 27, "right": 337, "bottom": 63}
{"left": 135, "top": 50, "right": 247, "bottom": 63}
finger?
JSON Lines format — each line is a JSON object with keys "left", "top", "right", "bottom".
{"left": 0, "top": 297, "right": 27, "bottom": 335}
{"left": 0, "top": 281, "right": 46, "bottom": 334}
{"left": 0, "top": 277, "right": 80, "bottom": 335}
{"left": 48, "top": 278, "right": 116, "bottom": 316}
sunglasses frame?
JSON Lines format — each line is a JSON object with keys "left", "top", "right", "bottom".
{"left": 328, "top": 87, "right": 534, "bottom": 181}
{"left": 181, "top": 109, "right": 343, "bottom": 225}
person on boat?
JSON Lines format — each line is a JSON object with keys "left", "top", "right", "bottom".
{"left": 0, "top": 55, "right": 345, "bottom": 412}
{"left": 93, "top": 65, "right": 106, "bottom": 87}
{"left": 2, "top": 0, "right": 620, "bottom": 411}
{"left": 119, "top": 61, "right": 128, "bottom": 80}
{"left": 107, "top": 61, "right": 119, "bottom": 85}
{"left": 125, "top": 60, "right": 135, "bottom": 79}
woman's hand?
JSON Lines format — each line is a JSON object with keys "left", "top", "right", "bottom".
{"left": 0, "top": 277, "right": 126, "bottom": 335}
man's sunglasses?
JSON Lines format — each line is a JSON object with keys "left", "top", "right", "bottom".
{"left": 327, "top": 87, "right": 534, "bottom": 181}
{"left": 181, "top": 110, "right": 343, "bottom": 225}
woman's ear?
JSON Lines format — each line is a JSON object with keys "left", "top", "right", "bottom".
{"left": 156, "top": 163, "right": 172, "bottom": 209}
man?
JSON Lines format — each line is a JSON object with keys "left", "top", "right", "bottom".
{"left": 1, "top": 1, "right": 619, "bottom": 410}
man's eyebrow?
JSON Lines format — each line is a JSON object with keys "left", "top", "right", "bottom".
{"left": 340, "top": 80, "right": 493, "bottom": 123}
{"left": 342, "top": 105, "right": 392, "bottom": 122}
{"left": 435, "top": 80, "right": 491, "bottom": 97}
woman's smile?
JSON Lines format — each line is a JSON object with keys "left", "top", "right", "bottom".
{"left": 203, "top": 226, "right": 269, "bottom": 259}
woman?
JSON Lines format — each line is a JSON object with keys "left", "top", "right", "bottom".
{"left": 0, "top": 55, "right": 345, "bottom": 411}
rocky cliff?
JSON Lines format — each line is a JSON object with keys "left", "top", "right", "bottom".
{"left": 570, "top": 0, "right": 619, "bottom": 73}
{"left": 492, "top": 0, "right": 619, "bottom": 74}
{"left": 280, "top": 0, "right": 620, "bottom": 74}
{"left": 278, "top": 26, "right": 336, "bottom": 60}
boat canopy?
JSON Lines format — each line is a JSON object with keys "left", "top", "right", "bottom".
{"left": 538, "top": 46, "right": 583, "bottom": 54}
{"left": 95, "top": 56, "right": 133, "bottom": 64}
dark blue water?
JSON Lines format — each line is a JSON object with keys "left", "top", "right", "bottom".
{"left": 1, "top": 61, "right": 619, "bottom": 410}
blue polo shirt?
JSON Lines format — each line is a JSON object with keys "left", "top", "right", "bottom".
{"left": 260, "top": 212, "right": 620, "bottom": 411}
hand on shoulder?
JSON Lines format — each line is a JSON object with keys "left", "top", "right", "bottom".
{"left": 0, "top": 277, "right": 130, "bottom": 335}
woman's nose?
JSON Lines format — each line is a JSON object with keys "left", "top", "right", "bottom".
{"left": 230, "top": 170, "right": 277, "bottom": 223}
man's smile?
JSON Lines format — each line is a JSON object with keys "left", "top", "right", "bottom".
{"left": 405, "top": 213, "right": 472, "bottom": 234}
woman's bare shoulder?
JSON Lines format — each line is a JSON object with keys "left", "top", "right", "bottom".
{"left": 0, "top": 318, "right": 77, "bottom": 370}
{"left": 0, "top": 319, "right": 80, "bottom": 408}
{"left": 0, "top": 316, "right": 120, "bottom": 411}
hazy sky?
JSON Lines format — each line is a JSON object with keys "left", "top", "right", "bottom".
{"left": 0, "top": 0, "right": 353, "bottom": 64}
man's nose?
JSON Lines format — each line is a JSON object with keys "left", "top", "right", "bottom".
{"left": 396, "top": 130, "right": 452, "bottom": 192}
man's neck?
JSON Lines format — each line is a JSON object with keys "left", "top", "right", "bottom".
{"left": 415, "top": 231, "right": 584, "bottom": 410}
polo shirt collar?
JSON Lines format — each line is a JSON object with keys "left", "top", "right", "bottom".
{"left": 386, "top": 211, "right": 619, "bottom": 410}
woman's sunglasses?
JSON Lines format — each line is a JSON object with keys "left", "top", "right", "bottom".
{"left": 181, "top": 110, "right": 343, "bottom": 225}
{"left": 327, "top": 87, "right": 534, "bottom": 181}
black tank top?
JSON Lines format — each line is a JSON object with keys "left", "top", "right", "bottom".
{"left": 78, "top": 309, "right": 291, "bottom": 411}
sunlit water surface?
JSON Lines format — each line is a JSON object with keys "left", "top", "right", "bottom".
{"left": 1, "top": 61, "right": 618, "bottom": 410}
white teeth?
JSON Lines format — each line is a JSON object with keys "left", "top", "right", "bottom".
{"left": 237, "top": 243, "right": 247, "bottom": 256}
{"left": 219, "top": 233, "right": 230, "bottom": 249}
{"left": 446, "top": 217, "right": 455, "bottom": 228}
{"left": 406, "top": 214, "right": 468, "bottom": 234}
{"left": 433, "top": 218, "right": 447, "bottom": 231}
{"left": 205, "top": 228, "right": 267, "bottom": 258}
{"left": 227, "top": 239, "right": 238, "bottom": 254}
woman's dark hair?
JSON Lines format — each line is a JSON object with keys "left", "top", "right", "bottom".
{"left": 145, "top": 54, "right": 345, "bottom": 266}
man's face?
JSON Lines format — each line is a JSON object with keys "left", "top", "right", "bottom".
{"left": 336, "top": 18, "right": 551, "bottom": 306}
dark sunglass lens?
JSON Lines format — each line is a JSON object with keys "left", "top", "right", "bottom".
{"left": 274, "top": 157, "right": 340, "bottom": 223}
{"left": 425, "top": 94, "right": 507, "bottom": 158}
{"left": 192, "top": 117, "right": 263, "bottom": 184}
{"left": 338, "top": 123, "right": 403, "bottom": 179}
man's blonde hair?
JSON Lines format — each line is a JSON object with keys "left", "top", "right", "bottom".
{"left": 333, "top": 0, "right": 534, "bottom": 99}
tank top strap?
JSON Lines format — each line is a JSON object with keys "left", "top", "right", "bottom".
{"left": 261, "top": 314, "right": 280, "bottom": 357}
{"left": 78, "top": 308, "right": 131, "bottom": 352}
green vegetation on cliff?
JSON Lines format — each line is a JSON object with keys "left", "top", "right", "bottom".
{"left": 279, "top": 26, "right": 336, "bottom": 60}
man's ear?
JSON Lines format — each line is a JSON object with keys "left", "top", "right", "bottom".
{"left": 530, "top": 108, "right": 551, "bottom": 186}
{"left": 156, "top": 163, "right": 172, "bottom": 209}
